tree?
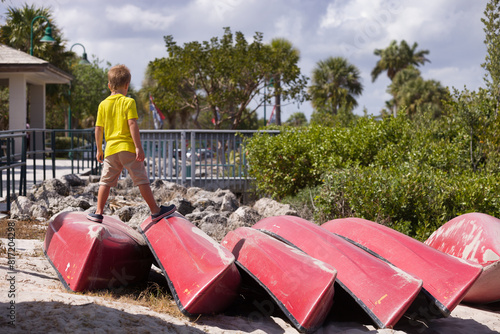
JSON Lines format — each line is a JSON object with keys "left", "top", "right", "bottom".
{"left": 308, "top": 56, "right": 363, "bottom": 115}
{"left": 285, "top": 112, "right": 308, "bottom": 127}
{"left": 145, "top": 28, "right": 307, "bottom": 130}
{"left": 371, "top": 40, "right": 430, "bottom": 82}
{"left": 448, "top": 87, "right": 495, "bottom": 171}
{"left": 482, "top": 0, "right": 500, "bottom": 115}
{"left": 0, "top": 4, "right": 72, "bottom": 128}
{"left": 387, "top": 66, "right": 449, "bottom": 119}
{"left": 269, "top": 38, "right": 302, "bottom": 125}
{"left": 69, "top": 58, "right": 110, "bottom": 128}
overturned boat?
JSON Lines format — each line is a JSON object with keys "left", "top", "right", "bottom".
{"left": 139, "top": 212, "right": 241, "bottom": 316}
{"left": 253, "top": 215, "right": 423, "bottom": 329}
{"left": 221, "top": 227, "right": 337, "bottom": 332}
{"left": 43, "top": 211, "right": 153, "bottom": 292}
{"left": 425, "top": 212, "right": 500, "bottom": 303}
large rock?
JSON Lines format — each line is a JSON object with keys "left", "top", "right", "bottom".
{"left": 228, "top": 206, "right": 262, "bottom": 230}
{"left": 252, "top": 198, "right": 298, "bottom": 218}
{"left": 60, "top": 174, "right": 86, "bottom": 187}
{"left": 10, "top": 196, "right": 33, "bottom": 220}
{"left": 32, "top": 178, "right": 70, "bottom": 197}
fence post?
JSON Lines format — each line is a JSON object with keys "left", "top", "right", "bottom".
{"left": 191, "top": 131, "right": 196, "bottom": 187}
{"left": 51, "top": 131, "right": 56, "bottom": 179}
{"left": 181, "top": 131, "right": 186, "bottom": 186}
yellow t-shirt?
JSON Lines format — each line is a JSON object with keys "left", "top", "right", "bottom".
{"left": 96, "top": 94, "right": 138, "bottom": 157}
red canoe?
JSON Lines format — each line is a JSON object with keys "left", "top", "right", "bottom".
{"left": 425, "top": 212, "right": 500, "bottom": 303}
{"left": 43, "top": 211, "right": 153, "bottom": 292}
{"left": 221, "top": 227, "right": 336, "bottom": 332}
{"left": 252, "top": 216, "right": 423, "bottom": 329}
{"left": 322, "top": 218, "right": 483, "bottom": 319}
{"left": 139, "top": 212, "right": 240, "bottom": 316}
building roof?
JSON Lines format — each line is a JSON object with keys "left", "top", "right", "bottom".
{"left": 0, "top": 44, "right": 73, "bottom": 85}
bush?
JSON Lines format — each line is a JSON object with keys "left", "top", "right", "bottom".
{"left": 314, "top": 165, "right": 500, "bottom": 241}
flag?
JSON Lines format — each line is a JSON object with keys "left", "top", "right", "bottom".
{"left": 267, "top": 105, "right": 276, "bottom": 126}
{"left": 211, "top": 107, "right": 221, "bottom": 126}
{"left": 149, "top": 95, "right": 165, "bottom": 129}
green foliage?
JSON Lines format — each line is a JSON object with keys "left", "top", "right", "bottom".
{"left": 482, "top": 0, "right": 500, "bottom": 113}
{"left": 70, "top": 58, "right": 111, "bottom": 128}
{"left": 387, "top": 66, "right": 450, "bottom": 118}
{"left": 371, "top": 40, "right": 430, "bottom": 82}
{"left": 314, "top": 165, "right": 500, "bottom": 241}
{"left": 285, "top": 112, "right": 308, "bottom": 127}
{"left": 309, "top": 56, "right": 363, "bottom": 115}
{"left": 145, "top": 28, "right": 307, "bottom": 130}
{"left": 247, "top": 105, "right": 500, "bottom": 240}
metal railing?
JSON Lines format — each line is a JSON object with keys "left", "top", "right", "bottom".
{"left": 0, "top": 128, "right": 279, "bottom": 210}
{"left": 140, "top": 130, "right": 279, "bottom": 192}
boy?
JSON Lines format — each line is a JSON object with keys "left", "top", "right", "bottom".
{"left": 87, "top": 64, "right": 175, "bottom": 223}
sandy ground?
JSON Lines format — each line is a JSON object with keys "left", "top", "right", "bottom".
{"left": 1, "top": 238, "right": 499, "bottom": 334}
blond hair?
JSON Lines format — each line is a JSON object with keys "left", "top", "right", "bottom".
{"left": 108, "top": 64, "right": 131, "bottom": 91}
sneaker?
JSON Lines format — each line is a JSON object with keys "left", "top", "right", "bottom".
{"left": 87, "top": 212, "right": 104, "bottom": 223}
{"left": 151, "top": 204, "right": 176, "bottom": 223}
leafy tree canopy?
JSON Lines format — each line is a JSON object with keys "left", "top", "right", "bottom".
{"left": 144, "top": 27, "right": 308, "bottom": 130}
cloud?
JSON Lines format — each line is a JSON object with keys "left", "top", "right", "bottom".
{"left": 104, "top": 4, "right": 176, "bottom": 32}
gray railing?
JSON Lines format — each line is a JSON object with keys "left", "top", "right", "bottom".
{"left": 0, "top": 128, "right": 279, "bottom": 210}
{"left": 140, "top": 130, "right": 279, "bottom": 192}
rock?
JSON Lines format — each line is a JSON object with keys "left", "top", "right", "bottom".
{"left": 198, "top": 213, "right": 229, "bottom": 241}
{"left": 31, "top": 204, "right": 50, "bottom": 220}
{"left": 126, "top": 205, "right": 150, "bottom": 229}
{"left": 220, "top": 192, "right": 239, "bottom": 212}
{"left": 228, "top": 206, "right": 262, "bottom": 230}
{"left": 171, "top": 197, "right": 194, "bottom": 216}
{"left": 11, "top": 196, "right": 33, "bottom": 219}
{"left": 151, "top": 180, "right": 187, "bottom": 203}
{"left": 192, "top": 198, "right": 216, "bottom": 211}
{"left": 60, "top": 174, "right": 85, "bottom": 187}
{"left": 113, "top": 206, "right": 137, "bottom": 222}
{"left": 83, "top": 182, "right": 100, "bottom": 196}
{"left": 253, "top": 198, "right": 298, "bottom": 218}
{"left": 32, "top": 179, "right": 70, "bottom": 197}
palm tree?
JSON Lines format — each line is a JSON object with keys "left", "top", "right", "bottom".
{"left": 388, "top": 66, "right": 449, "bottom": 118}
{"left": 371, "top": 40, "right": 430, "bottom": 82}
{"left": 269, "top": 38, "right": 301, "bottom": 125}
{"left": 308, "top": 56, "right": 363, "bottom": 114}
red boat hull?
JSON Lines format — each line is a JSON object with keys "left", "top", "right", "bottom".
{"left": 221, "top": 227, "right": 336, "bottom": 332}
{"left": 425, "top": 212, "right": 500, "bottom": 303}
{"left": 139, "top": 213, "right": 240, "bottom": 315}
{"left": 252, "top": 216, "right": 422, "bottom": 329}
{"left": 322, "top": 218, "right": 483, "bottom": 318}
{"left": 43, "top": 211, "right": 153, "bottom": 292}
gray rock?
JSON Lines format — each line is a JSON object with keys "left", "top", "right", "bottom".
{"left": 228, "top": 206, "right": 262, "bottom": 230}
{"left": 171, "top": 197, "right": 194, "bottom": 216}
{"left": 60, "top": 174, "right": 86, "bottom": 187}
{"left": 253, "top": 198, "right": 298, "bottom": 218}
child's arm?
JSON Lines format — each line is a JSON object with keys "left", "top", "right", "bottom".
{"left": 95, "top": 126, "right": 104, "bottom": 163}
{"left": 128, "top": 118, "right": 145, "bottom": 162}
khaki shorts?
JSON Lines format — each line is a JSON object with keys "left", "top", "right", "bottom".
{"left": 99, "top": 151, "right": 149, "bottom": 187}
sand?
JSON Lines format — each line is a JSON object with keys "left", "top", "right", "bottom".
{"left": 1, "top": 238, "right": 499, "bottom": 334}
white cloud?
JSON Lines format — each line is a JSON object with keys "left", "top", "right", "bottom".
{"left": 104, "top": 4, "right": 175, "bottom": 32}
{"left": 4, "top": 0, "right": 491, "bottom": 117}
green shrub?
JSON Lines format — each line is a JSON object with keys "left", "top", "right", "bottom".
{"left": 314, "top": 165, "right": 500, "bottom": 241}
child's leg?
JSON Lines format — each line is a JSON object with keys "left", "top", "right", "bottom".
{"left": 95, "top": 185, "right": 111, "bottom": 215}
{"left": 138, "top": 183, "right": 160, "bottom": 215}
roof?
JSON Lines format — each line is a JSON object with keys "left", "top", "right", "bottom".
{"left": 0, "top": 44, "right": 73, "bottom": 85}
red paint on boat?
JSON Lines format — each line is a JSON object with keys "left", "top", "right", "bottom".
{"left": 323, "top": 218, "right": 483, "bottom": 317}
{"left": 253, "top": 216, "right": 422, "bottom": 329}
{"left": 221, "top": 227, "right": 336, "bottom": 332}
{"left": 43, "top": 211, "right": 153, "bottom": 292}
{"left": 139, "top": 213, "right": 240, "bottom": 315}
{"left": 425, "top": 212, "right": 500, "bottom": 303}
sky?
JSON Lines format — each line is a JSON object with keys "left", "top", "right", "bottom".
{"left": 0, "top": 0, "right": 491, "bottom": 121}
